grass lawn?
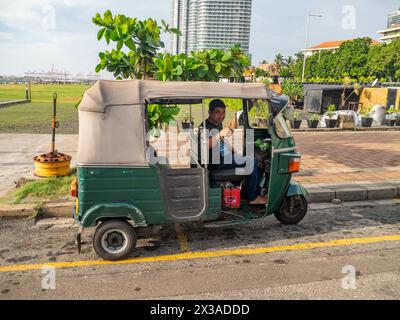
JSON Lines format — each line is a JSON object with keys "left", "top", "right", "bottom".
{"left": 0, "top": 84, "right": 240, "bottom": 133}
{"left": 0, "top": 84, "right": 89, "bottom": 134}
{"left": 0, "top": 84, "right": 27, "bottom": 101}
{"left": 0, "top": 172, "right": 76, "bottom": 205}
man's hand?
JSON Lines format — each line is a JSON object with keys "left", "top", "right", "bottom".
{"left": 220, "top": 128, "right": 234, "bottom": 139}
{"left": 228, "top": 112, "right": 238, "bottom": 130}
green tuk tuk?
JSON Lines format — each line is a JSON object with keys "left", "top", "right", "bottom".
{"left": 72, "top": 80, "right": 308, "bottom": 261}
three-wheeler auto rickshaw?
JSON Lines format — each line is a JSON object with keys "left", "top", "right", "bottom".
{"left": 72, "top": 80, "right": 309, "bottom": 261}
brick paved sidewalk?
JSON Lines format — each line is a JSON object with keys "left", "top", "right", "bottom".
{"left": 0, "top": 132, "right": 399, "bottom": 197}
{"left": 293, "top": 131, "right": 400, "bottom": 185}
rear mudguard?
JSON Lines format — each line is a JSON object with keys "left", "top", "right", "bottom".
{"left": 286, "top": 180, "right": 309, "bottom": 198}
{"left": 80, "top": 203, "right": 147, "bottom": 228}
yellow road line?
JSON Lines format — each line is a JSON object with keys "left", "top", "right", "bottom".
{"left": 174, "top": 224, "right": 191, "bottom": 252}
{"left": 1, "top": 234, "right": 399, "bottom": 273}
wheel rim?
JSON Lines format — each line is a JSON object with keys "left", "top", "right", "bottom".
{"left": 281, "top": 196, "right": 306, "bottom": 217}
{"left": 101, "top": 228, "right": 129, "bottom": 255}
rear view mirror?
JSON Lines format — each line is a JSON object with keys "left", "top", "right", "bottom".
{"left": 269, "top": 93, "right": 289, "bottom": 116}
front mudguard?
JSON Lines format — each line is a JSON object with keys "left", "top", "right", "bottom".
{"left": 286, "top": 180, "right": 309, "bottom": 198}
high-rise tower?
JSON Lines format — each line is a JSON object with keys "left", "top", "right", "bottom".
{"left": 171, "top": 0, "right": 252, "bottom": 54}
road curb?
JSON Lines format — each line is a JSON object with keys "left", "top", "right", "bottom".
{"left": 0, "top": 182, "right": 398, "bottom": 218}
{"left": 292, "top": 127, "right": 400, "bottom": 132}
{"left": 0, "top": 201, "right": 74, "bottom": 219}
{"left": 305, "top": 182, "right": 400, "bottom": 203}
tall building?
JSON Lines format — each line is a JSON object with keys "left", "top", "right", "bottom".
{"left": 378, "top": 8, "right": 400, "bottom": 44}
{"left": 171, "top": 0, "right": 252, "bottom": 54}
{"left": 387, "top": 8, "right": 400, "bottom": 28}
{"left": 170, "top": 0, "right": 190, "bottom": 55}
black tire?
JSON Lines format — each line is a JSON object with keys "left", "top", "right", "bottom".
{"left": 275, "top": 195, "right": 308, "bottom": 225}
{"left": 93, "top": 220, "right": 137, "bottom": 261}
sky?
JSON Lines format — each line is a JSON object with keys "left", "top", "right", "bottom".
{"left": 0, "top": 0, "right": 399, "bottom": 76}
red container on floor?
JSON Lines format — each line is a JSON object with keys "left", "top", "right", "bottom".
{"left": 223, "top": 188, "right": 241, "bottom": 209}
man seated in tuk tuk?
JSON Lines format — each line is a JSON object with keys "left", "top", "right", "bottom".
{"left": 199, "top": 99, "right": 266, "bottom": 205}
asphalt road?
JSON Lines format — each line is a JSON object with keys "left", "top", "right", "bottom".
{"left": 0, "top": 201, "right": 399, "bottom": 300}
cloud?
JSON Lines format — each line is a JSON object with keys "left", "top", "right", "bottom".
{"left": 0, "top": 31, "right": 14, "bottom": 41}
{"left": 0, "top": 0, "right": 398, "bottom": 75}
{"left": 0, "top": 30, "right": 104, "bottom": 75}
{"left": 0, "top": 0, "right": 52, "bottom": 32}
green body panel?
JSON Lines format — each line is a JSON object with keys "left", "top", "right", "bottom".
{"left": 267, "top": 125, "right": 298, "bottom": 214}
{"left": 244, "top": 111, "right": 302, "bottom": 215}
{"left": 76, "top": 166, "right": 222, "bottom": 228}
{"left": 203, "top": 187, "right": 223, "bottom": 222}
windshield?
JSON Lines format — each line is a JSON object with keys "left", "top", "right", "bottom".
{"left": 274, "top": 112, "right": 292, "bottom": 139}
{"left": 247, "top": 99, "right": 270, "bottom": 129}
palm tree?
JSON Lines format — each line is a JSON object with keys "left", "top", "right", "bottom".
{"left": 274, "top": 54, "right": 284, "bottom": 68}
{"left": 294, "top": 52, "right": 304, "bottom": 62}
{"left": 285, "top": 56, "right": 295, "bottom": 68}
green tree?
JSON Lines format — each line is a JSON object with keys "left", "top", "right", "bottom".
{"left": 375, "top": 40, "right": 400, "bottom": 81}
{"left": 255, "top": 67, "right": 269, "bottom": 78}
{"left": 153, "top": 45, "right": 250, "bottom": 82}
{"left": 93, "top": 11, "right": 250, "bottom": 83}
{"left": 334, "top": 38, "right": 372, "bottom": 79}
{"left": 282, "top": 80, "right": 304, "bottom": 104}
{"left": 93, "top": 10, "right": 180, "bottom": 79}
{"left": 274, "top": 53, "right": 284, "bottom": 69}
{"left": 229, "top": 44, "right": 251, "bottom": 80}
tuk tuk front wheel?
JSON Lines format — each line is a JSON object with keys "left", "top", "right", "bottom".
{"left": 93, "top": 220, "right": 137, "bottom": 261}
{"left": 275, "top": 195, "right": 308, "bottom": 225}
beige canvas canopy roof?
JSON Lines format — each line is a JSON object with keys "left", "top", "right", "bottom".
{"left": 78, "top": 79, "right": 269, "bottom": 113}
{"left": 77, "top": 80, "right": 269, "bottom": 166}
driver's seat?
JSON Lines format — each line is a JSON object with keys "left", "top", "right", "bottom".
{"left": 209, "top": 167, "right": 249, "bottom": 183}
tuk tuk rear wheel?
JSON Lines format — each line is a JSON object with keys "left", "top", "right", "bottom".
{"left": 93, "top": 220, "right": 137, "bottom": 261}
{"left": 275, "top": 195, "right": 308, "bottom": 225}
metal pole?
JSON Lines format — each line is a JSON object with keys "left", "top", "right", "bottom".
{"left": 189, "top": 104, "right": 192, "bottom": 128}
{"left": 301, "top": 15, "right": 310, "bottom": 83}
{"left": 201, "top": 100, "right": 208, "bottom": 169}
{"left": 51, "top": 93, "right": 57, "bottom": 155}
{"left": 301, "top": 14, "right": 323, "bottom": 83}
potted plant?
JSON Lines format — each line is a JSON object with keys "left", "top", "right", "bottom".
{"left": 290, "top": 111, "right": 302, "bottom": 129}
{"left": 307, "top": 114, "right": 320, "bottom": 128}
{"left": 324, "top": 105, "right": 337, "bottom": 128}
{"left": 249, "top": 101, "right": 270, "bottom": 127}
{"left": 386, "top": 106, "right": 397, "bottom": 126}
{"left": 359, "top": 106, "right": 374, "bottom": 128}
{"left": 147, "top": 104, "right": 180, "bottom": 137}
{"left": 180, "top": 111, "right": 194, "bottom": 130}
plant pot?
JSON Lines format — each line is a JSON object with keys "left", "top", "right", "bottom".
{"left": 387, "top": 119, "right": 396, "bottom": 127}
{"left": 361, "top": 117, "right": 373, "bottom": 128}
{"left": 396, "top": 119, "right": 400, "bottom": 126}
{"left": 181, "top": 121, "right": 193, "bottom": 130}
{"left": 307, "top": 119, "right": 319, "bottom": 129}
{"left": 325, "top": 119, "right": 337, "bottom": 128}
{"left": 290, "top": 120, "right": 302, "bottom": 129}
